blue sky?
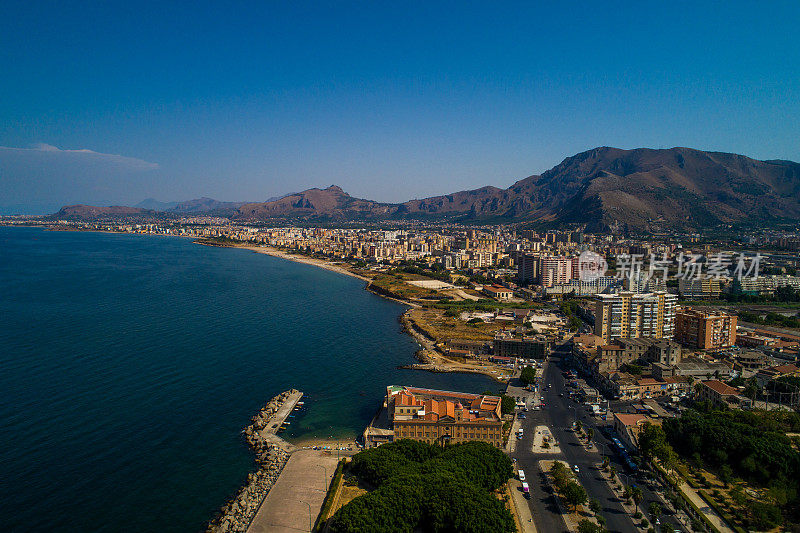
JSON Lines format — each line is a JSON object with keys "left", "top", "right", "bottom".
{"left": 1, "top": 1, "right": 799, "bottom": 213}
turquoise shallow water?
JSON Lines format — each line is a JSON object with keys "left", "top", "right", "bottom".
{"left": 0, "top": 226, "right": 498, "bottom": 532}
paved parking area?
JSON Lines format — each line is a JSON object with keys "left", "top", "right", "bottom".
{"left": 247, "top": 450, "right": 340, "bottom": 533}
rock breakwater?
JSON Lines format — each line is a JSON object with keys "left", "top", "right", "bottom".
{"left": 206, "top": 389, "right": 302, "bottom": 533}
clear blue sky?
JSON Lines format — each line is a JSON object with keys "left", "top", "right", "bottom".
{"left": 1, "top": 1, "right": 799, "bottom": 213}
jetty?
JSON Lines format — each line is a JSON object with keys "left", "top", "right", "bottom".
{"left": 206, "top": 389, "right": 303, "bottom": 533}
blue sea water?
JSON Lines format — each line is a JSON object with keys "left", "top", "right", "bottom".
{"left": 0, "top": 226, "right": 499, "bottom": 532}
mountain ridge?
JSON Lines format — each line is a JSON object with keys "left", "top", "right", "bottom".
{"left": 50, "top": 147, "right": 800, "bottom": 230}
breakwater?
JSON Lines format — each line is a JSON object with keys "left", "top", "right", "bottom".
{"left": 206, "top": 390, "right": 302, "bottom": 533}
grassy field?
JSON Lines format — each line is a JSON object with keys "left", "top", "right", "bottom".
{"left": 409, "top": 307, "right": 509, "bottom": 342}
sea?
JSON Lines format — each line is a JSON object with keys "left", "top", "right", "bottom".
{"left": 0, "top": 226, "right": 499, "bottom": 532}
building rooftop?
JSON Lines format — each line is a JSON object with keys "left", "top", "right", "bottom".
{"left": 702, "top": 380, "right": 740, "bottom": 396}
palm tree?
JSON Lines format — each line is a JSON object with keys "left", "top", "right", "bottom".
{"left": 631, "top": 486, "right": 643, "bottom": 507}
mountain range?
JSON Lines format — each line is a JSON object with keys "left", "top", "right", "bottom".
{"left": 52, "top": 147, "right": 800, "bottom": 231}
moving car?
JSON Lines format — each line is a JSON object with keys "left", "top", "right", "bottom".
{"left": 521, "top": 482, "right": 530, "bottom": 497}
{"left": 518, "top": 469, "right": 526, "bottom": 481}
{"left": 573, "top": 464, "right": 580, "bottom": 473}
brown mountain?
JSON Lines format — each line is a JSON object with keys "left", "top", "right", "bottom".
{"left": 168, "top": 197, "right": 245, "bottom": 214}
{"left": 234, "top": 147, "right": 800, "bottom": 230}
{"left": 396, "top": 147, "right": 800, "bottom": 230}
{"left": 236, "top": 185, "right": 396, "bottom": 219}
{"left": 54, "top": 204, "right": 153, "bottom": 219}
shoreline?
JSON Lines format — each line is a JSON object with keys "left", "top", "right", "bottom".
{"left": 197, "top": 241, "right": 506, "bottom": 384}
{"left": 195, "top": 240, "right": 421, "bottom": 308}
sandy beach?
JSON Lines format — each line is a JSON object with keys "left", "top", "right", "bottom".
{"left": 200, "top": 241, "right": 421, "bottom": 308}
{"left": 200, "top": 242, "right": 372, "bottom": 282}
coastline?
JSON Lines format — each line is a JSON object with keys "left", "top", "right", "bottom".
{"left": 195, "top": 240, "right": 421, "bottom": 308}
{"left": 193, "top": 240, "right": 510, "bottom": 384}
{"left": 231, "top": 244, "right": 371, "bottom": 282}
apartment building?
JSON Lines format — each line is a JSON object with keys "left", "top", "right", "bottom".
{"left": 678, "top": 278, "right": 723, "bottom": 300}
{"left": 539, "top": 256, "right": 579, "bottom": 287}
{"left": 516, "top": 253, "right": 539, "bottom": 284}
{"left": 594, "top": 291, "right": 677, "bottom": 343}
{"left": 493, "top": 334, "right": 550, "bottom": 359}
{"left": 386, "top": 386, "right": 504, "bottom": 448}
{"left": 675, "top": 307, "right": 737, "bottom": 350}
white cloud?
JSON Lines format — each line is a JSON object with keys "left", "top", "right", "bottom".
{"left": 0, "top": 143, "right": 162, "bottom": 212}
{"left": 0, "top": 143, "right": 159, "bottom": 171}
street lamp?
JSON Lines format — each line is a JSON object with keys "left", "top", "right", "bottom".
{"left": 300, "top": 500, "right": 312, "bottom": 532}
{"left": 315, "top": 464, "right": 328, "bottom": 491}
{"left": 598, "top": 439, "right": 608, "bottom": 460}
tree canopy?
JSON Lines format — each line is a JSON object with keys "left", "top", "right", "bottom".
{"left": 331, "top": 440, "right": 515, "bottom": 533}
{"left": 663, "top": 408, "right": 800, "bottom": 529}
{"left": 520, "top": 365, "right": 537, "bottom": 385}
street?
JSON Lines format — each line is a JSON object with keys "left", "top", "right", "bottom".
{"left": 509, "top": 342, "right": 688, "bottom": 533}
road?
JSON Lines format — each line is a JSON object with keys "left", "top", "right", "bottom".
{"left": 510, "top": 342, "right": 690, "bottom": 533}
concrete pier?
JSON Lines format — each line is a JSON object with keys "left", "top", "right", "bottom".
{"left": 206, "top": 389, "right": 305, "bottom": 533}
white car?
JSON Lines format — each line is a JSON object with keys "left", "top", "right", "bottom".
{"left": 518, "top": 469, "right": 526, "bottom": 481}
{"left": 573, "top": 464, "right": 580, "bottom": 473}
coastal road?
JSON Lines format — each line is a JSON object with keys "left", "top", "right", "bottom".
{"left": 511, "top": 344, "right": 638, "bottom": 533}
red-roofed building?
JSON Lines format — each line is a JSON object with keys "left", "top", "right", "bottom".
{"left": 612, "top": 412, "right": 660, "bottom": 450}
{"left": 698, "top": 380, "right": 753, "bottom": 410}
{"left": 482, "top": 285, "right": 513, "bottom": 300}
{"left": 385, "top": 385, "right": 504, "bottom": 448}
{"left": 755, "top": 363, "right": 800, "bottom": 387}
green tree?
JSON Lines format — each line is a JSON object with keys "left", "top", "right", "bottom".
{"left": 589, "top": 498, "right": 602, "bottom": 515}
{"left": 520, "top": 365, "right": 538, "bottom": 385}
{"left": 648, "top": 502, "right": 662, "bottom": 521}
{"left": 630, "top": 485, "right": 643, "bottom": 507}
{"left": 719, "top": 464, "right": 733, "bottom": 487}
{"left": 587, "top": 428, "right": 595, "bottom": 441}
{"left": 551, "top": 462, "right": 570, "bottom": 491}
{"left": 577, "top": 519, "right": 605, "bottom": 533}
{"left": 564, "top": 481, "right": 588, "bottom": 510}
{"left": 749, "top": 501, "right": 782, "bottom": 530}
{"left": 500, "top": 395, "right": 516, "bottom": 415}
{"left": 331, "top": 441, "right": 516, "bottom": 533}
